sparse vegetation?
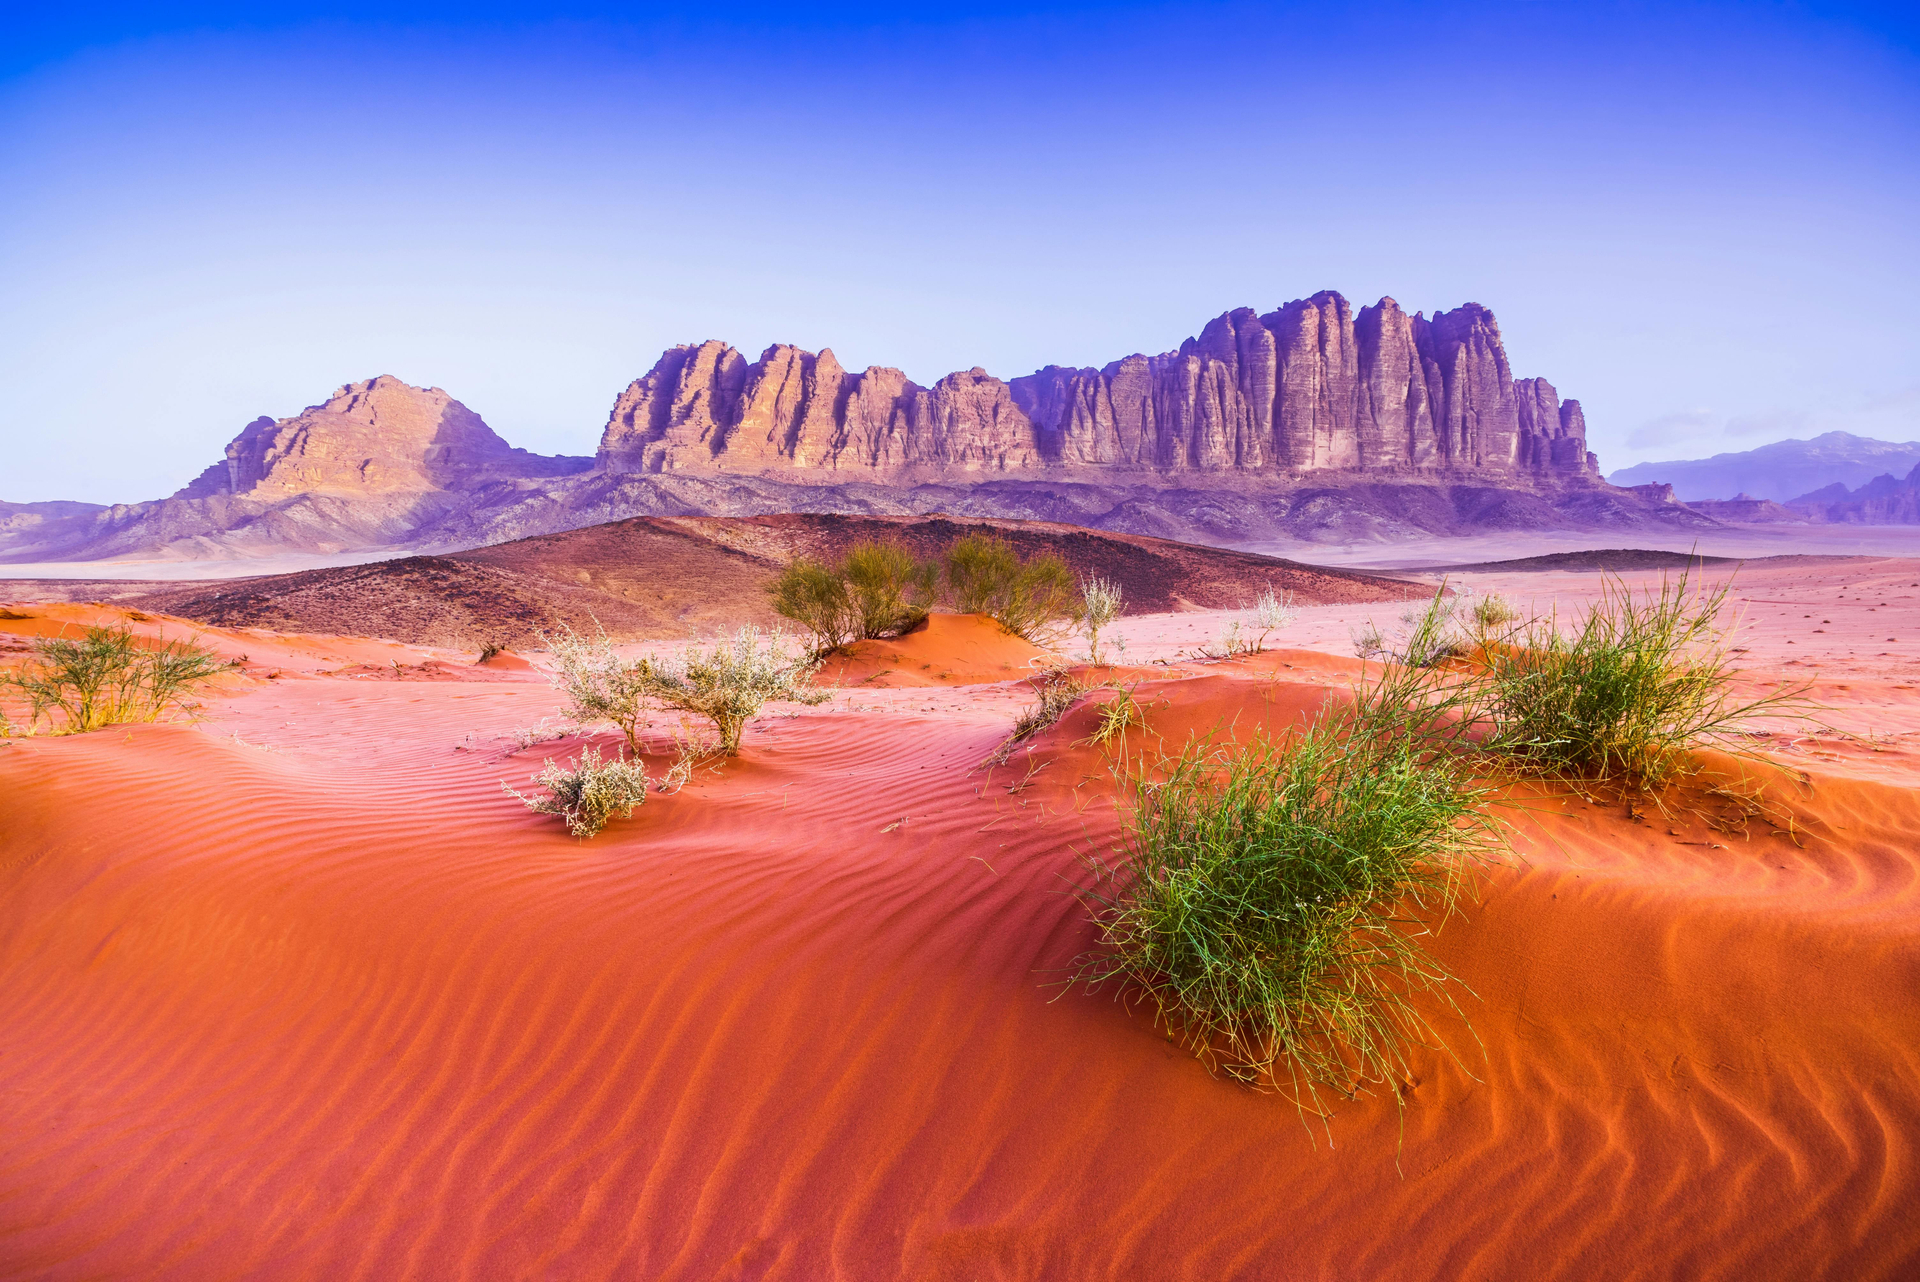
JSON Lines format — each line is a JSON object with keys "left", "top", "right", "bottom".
{"left": 1081, "top": 576, "right": 1124, "bottom": 664}
{"left": 477, "top": 641, "right": 505, "bottom": 664}
{"left": 542, "top": 623, "right": 657, "bottom": 753}
{"left": 503, "top": 745, "right": 649, "bottom": 838}
{"left": 645, "top": 626, "right": 829, "bottom": 755}
{"left": 1476, "top": 572, "right": 1810, "bottom": 792}
{"left": 1197, "top": 586, "right": 1298, "bottom": 659}
{"left": 943, "top": 534, "right": 1079, "bottom": 642}
{"left": 1350, "top": 621, "right": 1386, "bottom": 660}
{"left": 2, "top": 625, "right": 233, "bottom": 734}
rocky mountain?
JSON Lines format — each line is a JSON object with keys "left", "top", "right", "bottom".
{"left": 599, "top": 294, "right": 1598, "bottom": 482}
{"left": 1784, "top": 462, "right": 1920, "bottom": 524}
{"left": 1608, "top": 432, "right": 1920, "bottom": 502}
{"left": 5, "top": 294, "right": 1708, "bottom": 565}
{"left": 3, "top": 377, "right": 592, "bottom": 562}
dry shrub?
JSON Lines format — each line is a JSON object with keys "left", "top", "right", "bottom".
{"left": 503, "top": 745, "right": 649, "bottom": 838}
{"left": 645, "top": 626, "right": 828, "bottom": 755}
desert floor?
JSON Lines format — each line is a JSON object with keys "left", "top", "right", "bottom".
{"left": 3, "top": 557, "right": 1919, "bottom": 1280}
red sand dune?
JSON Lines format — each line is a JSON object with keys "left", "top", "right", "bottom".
{"left": 2, "top": 593, "right": 1918, "bottom": 1279}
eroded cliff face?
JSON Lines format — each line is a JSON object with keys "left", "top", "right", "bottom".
{"left": 174, "top": 375, "right": 589, "bottom": 501}
{"left": 596, "top": 293, "right": 1599, "bottom": 484}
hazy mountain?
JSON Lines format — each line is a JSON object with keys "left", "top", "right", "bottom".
{"left": 1609, "top": 432, "right": 1920, "bottom": 502}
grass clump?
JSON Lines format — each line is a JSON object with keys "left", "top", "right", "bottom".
{"left": 1478, "top": 572, "right": 1808, "bottom": 792}
{"left": 943, "top": 534, "right": 1078, "bottom": 643}
{"left": 646, "top": 626, "right": 828, "bottom": 755}
{"left": 503, "top": 745, "right": 649, "bottom": 838}
{"left": 1074, "top": 684, "right": 1496, "bottom": 1117}
{"left": 1470, "top": 593, "right": 1519, "bottom": 633}
{"left": 3, "top": 625, "right": 233, "bottom": 734}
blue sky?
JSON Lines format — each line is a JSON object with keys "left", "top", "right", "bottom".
{"left": 3, "top": 2, "right": 1916, "bottom": 502}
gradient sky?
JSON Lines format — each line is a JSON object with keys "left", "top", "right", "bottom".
{"left": 3, "top": 1, "right": 1916, "bottom": 503}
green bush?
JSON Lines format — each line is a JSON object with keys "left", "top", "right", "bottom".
{"left": 503, "top": 745, "right": 649, "bottom": 838}
{"left": 1478, "top": 573, "right": 1808, "bottom": 792}
{"left": 3, "top": 625, "right": 233, "bottom": 734}
{"left": 768, "top": 558, "right": 857, "bottom": 657}
{"left": 943, "top": 533, "right": 1078, "bottom": 642}
{"left": 770, "top": 542, "right": 937, "bottom": 656}
{"left": 843, "top": 540, "right": 938, "bottom": 639}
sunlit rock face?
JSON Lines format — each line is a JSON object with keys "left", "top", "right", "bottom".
{"left": 596, "top": 293, "right": 1599, "bottom": 483}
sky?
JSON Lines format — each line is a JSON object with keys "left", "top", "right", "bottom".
{"left": 2, "top": 1, "right": 1917, "bottom": 504}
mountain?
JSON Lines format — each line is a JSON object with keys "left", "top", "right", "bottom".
{"left": 1783, "top": 461, "right": 1920, "bottom": 524}
{"left": 3, "top": 377, "right": 592, "bottom": 562}
{"left": 5, "top": 294, "right": 1708, "bottom": 565}
{"left": 600, "top": 294, "right": 1598, "bottom": 482}
{"left": 1608, "top": 432, "right": 1920, "bottom": 502}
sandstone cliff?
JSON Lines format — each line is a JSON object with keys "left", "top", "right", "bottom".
{"left": 597, "top": 293, "right": 1599, "bottom": 483}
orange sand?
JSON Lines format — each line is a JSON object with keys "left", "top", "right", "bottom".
{"left": 2, "top": 587, "right": 1918, "bottom": 1279}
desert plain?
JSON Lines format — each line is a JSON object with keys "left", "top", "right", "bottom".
{"left": 2, "top": 548, "right": 1919, "bottom": 1280}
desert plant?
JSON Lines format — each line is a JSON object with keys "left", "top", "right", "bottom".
{"left": 843, "top": 540, "right": 939, "bottom": 639}
{"left": 477, "top": 641, "right": 505, "bottom": 664}
{"left": 541, "top": 623, "right": 656, "bottom": 753}
{"left": 1477, "top": 572, "right": 1810, "bottom": 792}
{"left": 1081, "top": 575, "right": 1124, "bottom": 664}
{"left": 943, "top": 533, "right": 1022, "bottom": 614}
{"left": 1249, "top": 585, "right": 1298, "bottom": 651}
{"left": 1470, "top": 593, "right": 1519, "bottom": 633}
{"left": 1080, "top": 684, "right": 1148, "bottom": 754}
{"left": 769, "top": 557, "right": 858, "bottom": 657}
{"left": 983, "top": 662, "right": 1088, "bottom": 765}
{"left": 943, "top": 534, "right": 1079, "bottom": 643}
{"left": 3, "top": 625, "right": 233, "bottom": 733}
{"left": 645, "top": 626, "right": 829, "bottom": 755}
{"left": 1351, "top": 621, "right": 1386, "bottom": 659}
{"left": 1073, "top": 692, "right": 1497, "bottom": 1117}
{"left": 503, "top": 745, "right": 649, "bottom": 838}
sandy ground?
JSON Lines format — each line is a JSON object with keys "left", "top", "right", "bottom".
{"left": 2, "top": 564, "right": 1919, "bottom": 1280}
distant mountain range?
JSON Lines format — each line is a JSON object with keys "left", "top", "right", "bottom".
{"left": 5, "top": 293, "right": 1710, "bottom": 565}
{"left": 1609, "top": 432, "right": 1920, "bottom": 502}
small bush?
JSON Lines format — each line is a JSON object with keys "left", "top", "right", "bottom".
{"left": 542, "top": 623, "right": 655, "bottom": 753}
{"left": 1479, "top": 573, "right": 1809, "bottom": 792}
{"left": 1074, "top": 696, "right": 1496, "bottom": 1114}
{"left": 769, "top": 558, "right": 857, "bottom": 657}
{"left": 843, "top": 541, "right": 939, "bottom": 639}
{"left": 645, "top": 626, "right": 829, "bottom": 755}
{"left": 770, "top": 543, "right": 938, "bottom": 657}
{"left": 503, "top": 745, "right": 649, "bottom": 838}
{"left": 943, "top": 534, "right": 1080, "bottom": 643}
{"left": 1249, "top": 585, "right": 1298, "bottom": 651}
{"left": 1080, "top": 684, "right": 1147, "bottom": 754}
{"left": 1081, "top": 576, "right": 1124, "bottom": 664}
{"left": 3, "top": 625, "right": 233, "bottom": 733}
{"left": 1351, "top": 621, "right": 1386, "bottom": 659}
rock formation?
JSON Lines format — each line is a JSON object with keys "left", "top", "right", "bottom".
{"left": 1786, "top": 463, "right": 1920, "bottom": 524}
{"left": 596, "top": 293, "right": 1600, "bottom": 483}
{"left": 173, "top": 375, "right": 590, "bottom": 500}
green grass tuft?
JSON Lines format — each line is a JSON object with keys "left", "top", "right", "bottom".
{"left": 3, "top": 625, "right": 233, "bottom": 734}
{"left": 1478, "top": 572, "right": 1811, "bottom": 792}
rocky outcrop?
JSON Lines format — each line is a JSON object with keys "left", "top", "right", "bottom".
{"left": 175, "top": 375, "right": 590, "bottom": 500}
{"left": 597, "top": 293, "right": 1600, "bottom": 484}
